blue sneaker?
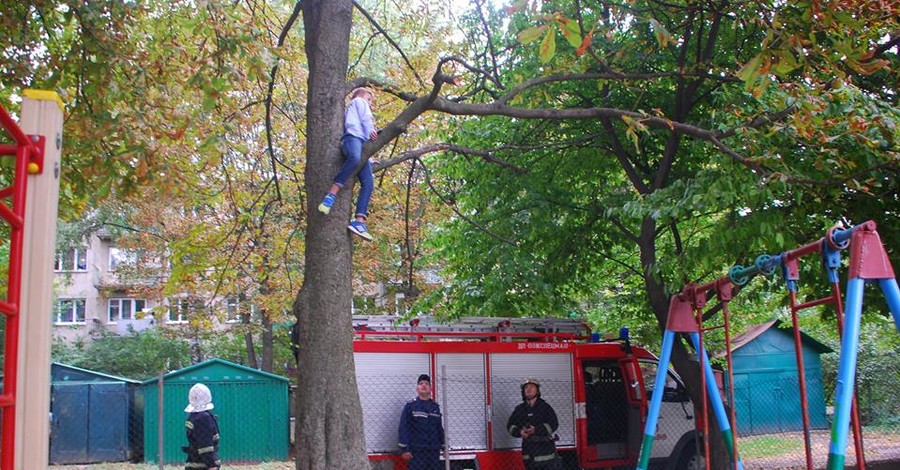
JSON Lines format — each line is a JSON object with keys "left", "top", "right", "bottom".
{"left": 318, "top": 193, "right": 335, "bottom": 214}
{"left": 348, "top": 220, "right": 374, "bottom": 241}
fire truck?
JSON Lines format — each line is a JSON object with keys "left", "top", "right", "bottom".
{"left": 352, "top": 316, "right": 702, "bottom": 470}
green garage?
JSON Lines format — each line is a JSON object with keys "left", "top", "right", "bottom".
{"left": 142, "top": 358, "right": 289, "bottom": 464}
{"left": 725, "top": 320, "right": 832, "bottom": 435}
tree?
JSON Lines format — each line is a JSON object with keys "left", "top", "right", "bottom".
{"left": 51, "top": 327, "right": 191, "bottom": 380}
{"left": 292, "top": 2, "right": 371, "bottom": 468}
{"left": 416, "top": 0, "right": 898, "bottom": 466}
{"left": 293, "top": 1, "right": 897, "bottom": 468}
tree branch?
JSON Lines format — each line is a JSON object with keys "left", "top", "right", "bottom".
{"left": 374, "top": 143, "right": 527, "bottom": 174}
{"left": 263, "top": 0, "right": 303, "bottom": 202}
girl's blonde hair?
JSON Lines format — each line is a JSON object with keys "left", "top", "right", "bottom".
{"left": 351, "top": 87, "right": 374, "bottom": 99}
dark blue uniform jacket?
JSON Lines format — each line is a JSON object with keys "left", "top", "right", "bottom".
{"left": 398, "top": 397, "right": 444, "bottom": 452}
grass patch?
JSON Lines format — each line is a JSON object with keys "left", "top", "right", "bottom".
{"left": 739, "top": 434, "right": 803, "bottom": 459}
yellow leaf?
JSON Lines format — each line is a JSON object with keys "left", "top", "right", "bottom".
{"left": 557, "top": 17, "right": 582, "bottom": 48}
{"left": 736, "top": 55, "right": 763, "bottom": 83}
{"left": 539, "top": 28, "right": 556, "bottom": 63}
{"left": 518, "top": 25, "right": 547, "bottom": 45}
{"left": 649, "top": 18, "right": 673, "bottom": 48}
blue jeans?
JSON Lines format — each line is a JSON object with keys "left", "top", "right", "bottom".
{"left": 333, "top": 135, "right": 373, "bottom": 218}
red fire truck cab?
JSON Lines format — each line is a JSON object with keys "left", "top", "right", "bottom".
{"left": 353, "top": 316, "right": 701, "bottom": 470}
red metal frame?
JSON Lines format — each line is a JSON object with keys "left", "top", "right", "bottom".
{"left": 0, "top": 103, "right": 43, "bottom": 470}
{"left": 668, "top": 223, "right": 875, "bottom": 470}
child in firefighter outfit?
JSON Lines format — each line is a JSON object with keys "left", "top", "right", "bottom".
{"left": 507, "top": 377, "right": 564, "bottom": 470}
{"left": 398, "top": 374, "right": 445, "bottom": 470}
{"left": 183, "top": 383, "right": 221, "bottom": 469}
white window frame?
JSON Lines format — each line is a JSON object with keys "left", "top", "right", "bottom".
{"left": 225, "top": 297, "right": 241, "bottom": 323}
{"left": 55, "top": 247, "right": 88, "bottom": 272}
{"left": 168, "top": 297, "right": 202, "bottom": 324}
{"left": 108, "top": 298, "right": 146, "bottom": 323}
{"left": 54, "top": 299, "right": 86, "bottom": 324}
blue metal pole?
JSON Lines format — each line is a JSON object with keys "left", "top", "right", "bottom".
{"left": 879, "top": 278, "right": 900, "bottom": 332}
{"left": 690, "top": 333, "right": 745, "bottom": 470}
{"left": 826, "top": 278, "right": 865, "bottom": 470}
{"left": 636, "top": 329, "right": 675, "bottom": 470}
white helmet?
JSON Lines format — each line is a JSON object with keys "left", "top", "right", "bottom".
{"left": 184, "top": 383, "right": 214, "bottom": 413}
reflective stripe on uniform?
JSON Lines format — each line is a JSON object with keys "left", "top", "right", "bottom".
{"left": 185, "top": 421, "right": 194, "bottom": 429}
{"left": 197, "top": 445, "right": 215, "bottom": 454}
{"left": 542, "top": 423, "right": 553, "bottom": 435}
{"left": 533, "top": 453, "right": 558, "bottom": 462}
{"left": 186, "top": 463, "right": 207, "bottom": 468}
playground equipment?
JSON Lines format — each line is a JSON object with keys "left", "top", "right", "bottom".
{"left": 0, "top": 92, "right": 64, "bottom": 470}
{"left": 636, "top": 221, "right": 899, "bottom": 470}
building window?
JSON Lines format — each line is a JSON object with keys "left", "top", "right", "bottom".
{"left": 168, "top": 297, "right": 203, "bottom": 324}
{"left": 55, "top": 247, "right": 88, "bottom": 272}
{"left": 109, "top": 247, "right": 137, "bottom": 271}
{"left": 53, "top": 299, "right": 86, "bottom": 324}
{"left": 224, "top": 298, "right": 258, "bottom": 323}
{"left": 225, "top": 297, "right": 241, "bottom": 323}
{"left": 108, "top": 298, "right": 146, "bottom": 323}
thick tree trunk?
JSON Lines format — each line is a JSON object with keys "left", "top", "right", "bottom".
{"left": 242, "top": 312, "right": 258, "bottom": 369}
{"left": 260, "top": 311, "right": 274, "bottom": 372}
{"left": 293, "top": 1, "right": 370, "bottom": 469}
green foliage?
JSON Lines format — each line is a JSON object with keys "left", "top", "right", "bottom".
{"left": 204, "top": 324, "right": 298, "bottom": 380}
{"left": 52, "top": 328, "right": 191, "bottom": 380}
{"left": 814, "top": 318, "right": 900, "bottom": 426}
{"left": 421, "top": 0, "right": 898, "bottom": 336}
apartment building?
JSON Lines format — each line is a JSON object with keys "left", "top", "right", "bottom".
{"left": 52, "top": 228, "right": 243, "bottom": 343}
{"left": 52, "top": 228, "right": 424, "bottom": 343}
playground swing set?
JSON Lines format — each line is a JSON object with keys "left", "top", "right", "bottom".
{"left": 1, "top": 93, "right": 898, "bottom": 470}
{"left": 636, "top": 221, "right": 900, "bottom": 470}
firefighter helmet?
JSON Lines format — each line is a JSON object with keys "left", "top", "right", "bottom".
{"left": 184, "top": 383, "right": 214, "bottom": 413}
{"left": 522, "top": 377, "right": 541, "bottom": 388}
{"left": 520, "top": 377, "right": 541, "bottom": 401}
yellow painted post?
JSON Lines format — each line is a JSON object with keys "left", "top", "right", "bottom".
{"left": 15, "top": 89, "right": 64, "bottom": 469}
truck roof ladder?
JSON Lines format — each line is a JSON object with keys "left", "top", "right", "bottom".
{"left": 352, "top": 315, "right": 592, "bottom": 341}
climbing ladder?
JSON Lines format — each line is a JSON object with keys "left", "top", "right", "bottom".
{"left": 0, "top": 102, "right": 45, "bottom": 470}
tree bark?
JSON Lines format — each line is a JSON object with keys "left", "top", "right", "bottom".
{"left": 293, "top": 1, "right": 370, "bottom": 469}
{"left": 260, "top": 311, "right": 274, "bottom": 372}
{"left": 242, "top": 311, "right": 258, "bottom": 369}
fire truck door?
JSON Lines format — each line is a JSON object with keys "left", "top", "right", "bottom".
{"left": 576, "top": 359, "right": 633, "bottom": 467}
{"left": 620, "top": 357, "right": 646, "bottom": 460}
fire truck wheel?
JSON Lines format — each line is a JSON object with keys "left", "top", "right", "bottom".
{"left": 674, "top": 445, "right": 704, "bottom": 470}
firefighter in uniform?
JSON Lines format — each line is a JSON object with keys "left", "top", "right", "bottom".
{"left": 507, "top": 377, "right": 565, "bottom": 470}
{"left": 183, "top": 383, "right": 221, "bottom": 469}
{"left": 398, "top": 374, "right": 444, "bottom": 470}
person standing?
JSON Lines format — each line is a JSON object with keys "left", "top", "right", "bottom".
{"left": 507, "top": 377, "right": 564, "bottom": 470}
{"left": 398, "top": 374, "right": 444, "bottom": 470}
{"left": 317, "top": 87, "right": 379, "bottom": 241}
{"left": 183, "top": 383, "right": 221, "bottom": 470}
